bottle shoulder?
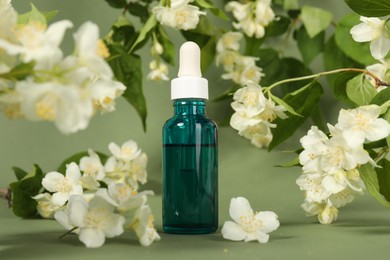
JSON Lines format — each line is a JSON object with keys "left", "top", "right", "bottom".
{"left": 163, "top": 115, "right": 217, "bottom": 129}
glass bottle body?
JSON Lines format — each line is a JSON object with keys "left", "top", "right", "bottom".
{"left": 162, "top": 99, "right": 218, "bottom": 234}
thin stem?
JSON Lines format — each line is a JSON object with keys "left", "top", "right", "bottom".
{"left": 0, "top": 188, "right": 12, "bottom": 208}
{"left": 265, "top": 68, "right": 389, "bottom": 93}
{"left": 374, "top": 147, "right": 389, "bottom": 163}
{"left": 59, "top": 227, "right": 78, "bottom": 239}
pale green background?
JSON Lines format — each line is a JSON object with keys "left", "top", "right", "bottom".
{"left": 2, "top": 1, "right": 390, "bottom": 259}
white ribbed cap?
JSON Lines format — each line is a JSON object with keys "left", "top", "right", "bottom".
{"left": 171, "top": 41, "right": 208, "bottom": 100}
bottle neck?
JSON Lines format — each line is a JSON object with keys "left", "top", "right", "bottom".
{"left": 173, "top": 99, "right": 206, "bottom": 116}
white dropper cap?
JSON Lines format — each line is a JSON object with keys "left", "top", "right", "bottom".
{"left": 171, "top": 41, "right": 208, "bottom": 100}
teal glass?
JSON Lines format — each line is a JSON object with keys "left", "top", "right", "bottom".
{"left": 162, "top": 99, "right": 218, "bottom": 234}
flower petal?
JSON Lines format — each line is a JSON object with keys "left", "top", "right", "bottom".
{"left": 370, "top": 36, "right": 390, "bottom": 60}
{"left": 350, "top": 23, "right": 374, "bottom": 42}
{"left": 103, "top": 214, "right": 125, "bottom": 238}
{"left": 68, "top": 195, "right": 88, "bottom": 227}
{"left": 255, "top": 230, "right": 270, "bottom": 243}
{"left": 79, "top": 228, "right": 106, "bottom": 248}
{"left": 255, "top": 211, "right": 280, "bottom": 233}
{"left": 52, "top": 192, "right": 70, "bottom": 206}
{"left": 65, "top": 162, "right": 81, "bottom": 183}
{"left": 221, "top": 221, "right": 246, "bottom": 241}
{"left": 42, "top": 171, "right": 65, "bottom": 192}
{"left": 54, "top": 211, "right": 74, "bottom": 230}
{"left": 229, "top": 197, "right": 253, "bottom": 223}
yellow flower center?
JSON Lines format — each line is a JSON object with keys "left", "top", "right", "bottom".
{"left": 97, "top": 39, "right": 110, "bottom": 58}
{"left": 85, "top": 207, "right": 110, "bottom": 228}
{"left": 239, "top": 210, "right": 263, "bottom": 233}
{"left": 15, "top": 21, "right": 47, "bottom": 47}
{"left": 175, "top": 10, "right": 190, "bottom": 25}
{"left": 55, "top": 179, "right": 72, "bottom": 193}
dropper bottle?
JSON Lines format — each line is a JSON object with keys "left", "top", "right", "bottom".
{"left": 162, "top": 41, "right": 218, "bottom": 234}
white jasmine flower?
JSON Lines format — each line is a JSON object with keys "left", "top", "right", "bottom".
{"left": 132, "top": 205, "right": 160, "bottom": 246}
{"left": 296, "top": 172, "right": 330, "bottom": 203}
{"left": 150, "top": 40, "right": 163, "bottom": 56}
{"left": 0, "top": 0, "right": 17, "bottom": 40}
{"left": 96, "top": 183, "right": 153, "bottom": 212}
{"left": 216, "top": 32, "right": 243, "bottom": 53}
{"left": 322, "top": 125, "right": 373, "bottom": 172}
{"left": 366, "top": 61, "right": 390, "bottom": 92}
{"left": 153, "top": 0, "right": 206, "bottom": 31}
{"left": 230, "top": 81, "right": 286, "bottom": 148}
{"left": 104, "top": 157, "right": 131, "bottom": 184}
{"left": 329, "top": 188, "right": 357, "bottom": 208}
{"left": 223, "top": 57, "right": 264, "bottom": 85}
{"left": 226, "top": 0, "right": 275, "bottom": 39}
{"left": 350, "top": 16, "right": 390, "bottom": 60}
{"left": 216, "top": 50, "right": 241, "bottom": 71}
{"left": 79, "top": 149, "right": 106, "bottom": 190}
{"left": 335, "top": 105, "right": 390, "bottom": 146}
{"left": 232, "top": 82, "right": 267, "bottom": 117}
{"left": 0, "top": 20, "right": 73, "bottom": 69}
{"left": 301, "top": 200, "right": 338, "bottom": 224}
{"left": 129, "top": 153, "right": 148, "bottom": 185}
{"left": 0, "top": 90, "right": 23, "bottom": 119}
{"left": 225, "top": 1, "right": 252, "bottom": 22}
{"left": 54, "top": 195, "right": 125, "bottom": 248}
{"left": 73, "top": 21, "right": 113, "bottom": 78}
{"left": 15, "top": 80, "right": 94, "bottom": 134}
{"left": 230, "top": 110, "right": 263, "bottom": 134}
{"left": 91, "top": 79, "right": 126, "bottom": 112}
{"left": 221, "top": 197, "right": 279, "bottom": 243}
{"left": 254, "top": 0, "right": 275, "bottom": 27}
{"left": 147, "top": 60, "right": 169, "bottom": 81}
{"left": 249, "top": 125, "right": 273, "bottom": 148}
{"left": 42, "top": 162, "right": 83, "bottom": 206}
{"left": 109, "top": 140, "right": 142, "bottom": 162}
{"left": 32, "top": 193, "right": 62, "bottom": 219}
{"left": 299, "top": 126, "right": 329, "bottom": 173}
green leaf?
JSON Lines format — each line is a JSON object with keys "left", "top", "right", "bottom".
{"left": 12, "top": 167, "right": 28, "bottom": 181}
{"left": 0, "top": 62, "right": 35, "bottom": 81}
{"left": 127, "top": 2, "right": 149, "bottom": 23}
{"left": 18, "top": 3, "right": 47, "bottom": 25}
{"left": 244, "top": 35, "right": 265, "bottom": 56}
{"left": 331, "top": 72, "right": 359, "bottom": 107}
{"left": 181, "top": 16, "right": 214, "bottom": 47}
{"left": 195, "top": 0, "right": 229, "bottom": 20}
{"left": 129, "top": 14, "right": 157, "bottom": 53}
{"left": 266, "top": 16, "right": 291, "bottom": 37}
{"left": 310, "top": 103, "right": 327, "bottom": 132}
{"left": 212, "top": 85, "right": 239, "bottom": 102}
{"left": 377, "top": 159, "right": 390, "bottom": 202}
{"left": 297, "top": 26, "right": 325, "bottom": 65}
{"left": 344, "top": 0, "right": 390, "bottom": 17}
{"left": 42, "top": 10, "right": 58, "bottom": 22}
{"left": 335, "top": 13, "right": 376, "bottom": 65}
{"left": 284, "top": 0, "right": 299, "bottom": 10}
{"left": 104, "top": 0, "right": 127, "bottom": 8}
{"left": 111, "top": 17, "right": 138, "bottom": 52}
{"left": 301, "top": 5, "right": 333, "bottom": 38}
{"left": 346, "top": 74, "right": 377, "bottom": 106}
{"left": 156, "top": 26, "right": 175, "bottom": 66}
{"left": 275, "top": 156, "right": 300, "bottom": 168}
{"left": 371, "top": 87, "right": 390, "bottom": 106}
{"left": 323, "top": 35, "right": 363, "bottom": 88}
{"left": 385, "top": 110, "right": 390, "bottom": 147}
{"left": 57, "top": 151, "right": 108, "bottom": 173}
{"left": 108, "top": 45, "right": 147, "bottom": 131}
{"left": 277, "top": 58, "right": 312, "bottom": 96}
{"left": 10, "top": 165, "right": 44, "bottom": 218}
{"left": 255, "top": 48, "right": 283, "bottom": 86}
{"left": 270, "top": 93, "right": 302, "bottom": 117}
{"left": 359, "top": 163, "right": 390, "bottom": 209}
{"left": 269, "top": 81, "right": 323, "bottom": 150}
{"left": 200, "top": 34, "right": 217, "bottom": 73}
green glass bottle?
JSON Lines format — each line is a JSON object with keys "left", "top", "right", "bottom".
{"left": 162, "top": 42, "right": 218, "bottom": 234}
